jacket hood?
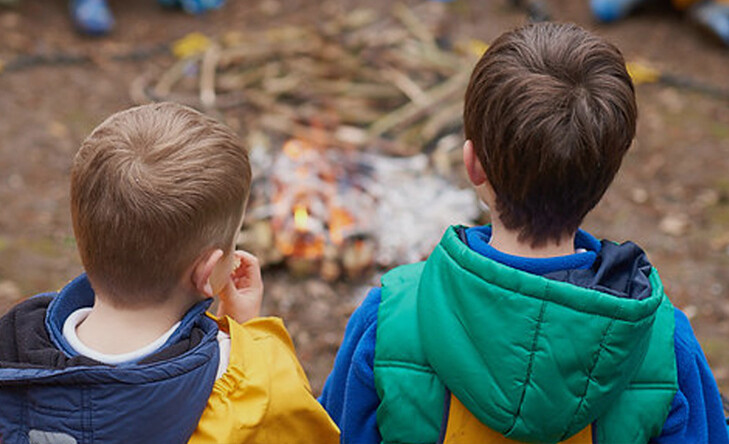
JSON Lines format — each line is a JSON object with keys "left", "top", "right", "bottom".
{"left": 417, "top": 227, "right": 666, "bottom": 442}
{"left": 0, "top": 275, "right": 220, "bottom": 444}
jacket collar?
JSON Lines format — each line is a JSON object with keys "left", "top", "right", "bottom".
{"left": 45, "top": 273, "right": 213, "bottom": 362}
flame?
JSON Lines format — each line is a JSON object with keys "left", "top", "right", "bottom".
{"left": 283, "top": 139, "right": 307, "bottom": 159}
{"left": 294, "top": 204, "right": 309, "bottom": 231}
{"left": 329, "top": 206, "right": 355, "bottom": 245}
{"left": 272, "top": 139, "right": 364, "bottom": 263}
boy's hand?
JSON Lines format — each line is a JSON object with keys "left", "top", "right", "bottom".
{"left": 216, "top": 250, "right": 263, "bottom": 324}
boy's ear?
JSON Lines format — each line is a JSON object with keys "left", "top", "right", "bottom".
{"left": 192, "top": 249, "right": 225, "bottom": 297}
{"left": 463, "top": 140, "right": 488, "bottom": 186}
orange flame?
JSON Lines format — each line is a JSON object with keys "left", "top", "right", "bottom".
{"left": 294, "top": 204, "right": 309, "bottom": 232}
{"left": 283, "top": 139, "right": 307, "bottom": 159}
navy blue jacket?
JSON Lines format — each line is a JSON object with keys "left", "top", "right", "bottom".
{"left": 0, "top": 275, "right": 219, "bottom": 444}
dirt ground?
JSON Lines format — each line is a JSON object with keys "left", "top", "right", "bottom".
{"left": 1, "top": 0, "right": 728, "bottom": 396}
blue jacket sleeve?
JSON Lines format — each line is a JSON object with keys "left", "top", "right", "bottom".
{"left": 652, "top": 308, "right": 729, "bottom": 444}
{"left": 319, "top": 288, "right": 382, "bottom": 444}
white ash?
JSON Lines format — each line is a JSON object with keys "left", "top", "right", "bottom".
{"left": 366, "top": 153, "right": 480, "bottom": 266}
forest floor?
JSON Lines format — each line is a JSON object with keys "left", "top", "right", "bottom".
{"left": 1, "top": 0, "right": 728, "bottom": 394}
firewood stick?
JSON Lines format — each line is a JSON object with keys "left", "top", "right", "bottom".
{"left": 259, "top": 114, "right": 354, "bottom": 148}
{"left": 391, "top": 3, "right": 464, "bottom": 70}
{"left": 242, "top": 89, "right": 299, "bottom": 118}
{"left": 130, "top": 73, "right": 154, "bottom": 105}
{"left": 262, "top": 74, "right": 302, "bottom": 95}
{"left": 307, "top": 80, "right": 402, "bottom": 99}
{"left": 335, "top": 105, "right": 383, "bottom": 126}
{"left": 380, "top": 67, "right": 429, "bottom": 105}
{"left": 344, "top": 28, "right": 410, "bottom": 50}
{"left": 340, "top": 8, "right": 379, "bottom": 31}
{"left": 421, "top": 101, "right": 463, "bottom": 142}
{"left": 218, "top": 32, "right": 323, "bottom": 65}
{"left": 216, "top": 64, "right": 271, "bottom": 92}
{"left": 154, "top": 55, "right": 202, "bottom": 97}
{"left": 142, "top": 85, "right": 201, "bottom": 108}
{"left": 392, "top": 3, "right": 437, "bottom": 48}
{"left": 417, "top": 43, "right": 466, "bottom": 72}
{"left": 386, "top": 45, "right": 461, "bottom": 77}
{"left": 259, "top": 114, "right": 405, "bottom": 154}
{"left": 200, "top": 44, "right": 221, "bottom": 109}
{"left": 368, "top": 70, "right": 469, "bottom": 137}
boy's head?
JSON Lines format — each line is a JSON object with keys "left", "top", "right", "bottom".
{"left": 464, "top": 23, "right": 636, "bottom": 246}
{"left": 71, "top": 102, "right": 251, "bottom": 307}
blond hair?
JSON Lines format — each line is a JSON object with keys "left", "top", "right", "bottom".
{"left": 71, "top": 102, "right": 251, "bottom": 307}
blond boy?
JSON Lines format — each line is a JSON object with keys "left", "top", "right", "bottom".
{"left": 0, "top": 102, "right": 339, "bottom": 444}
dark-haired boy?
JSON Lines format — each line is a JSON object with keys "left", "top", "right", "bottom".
{"left": 320, "top": 23, "right": 729, "bottom": 443}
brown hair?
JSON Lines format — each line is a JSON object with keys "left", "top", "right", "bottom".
{"left": 71, "top": 102, "right": 251, "bottom": 307}
{"left": 464, "top": 23, "right": 636, "bottom": 246}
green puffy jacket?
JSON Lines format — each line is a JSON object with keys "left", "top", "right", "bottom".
{"left": 374, "top": 227, "right": 677, "bottom": 444}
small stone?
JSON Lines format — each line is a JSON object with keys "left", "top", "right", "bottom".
{"left": 696, "top": 189, "right": 720, "bottom": 208}
{"left": 630, "top": 188, "right": 649, "bottom": 204}
{"left": 0, "top": 280, "right": 21, "bottom": 302}
{"left": 659, "top": 214, "right": 690, "bottom": 237}
{"left": 683, "top": 304, "right": 698, "bottom": 320}
{"left": 48, "top": 121, "right": 70, "bottom": 140}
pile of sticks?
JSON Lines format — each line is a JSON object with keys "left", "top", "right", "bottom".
{"left": 131, "top": 3, "right": 480, "bottom": 156}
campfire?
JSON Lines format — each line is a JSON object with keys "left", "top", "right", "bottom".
{"left": 239, "top": 136, "right": 479, "bottom": 280}
{"left": 242, "top": 138, "right": 379, "bottom": 280}
{"left": 134, "top": 3, "right": 486, "bottom": 279}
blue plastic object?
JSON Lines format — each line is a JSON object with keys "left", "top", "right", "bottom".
{"left": 691, "top": 1, "right": 729, "bottom": 46}
{"left": 179, "top": 0, "right": 225, "bottom": 14}
{"left": 70, "top": 0, "right": 114, "bottom": 35}
{"left": 590, "top": 0, "right": 648, "bottom": 22}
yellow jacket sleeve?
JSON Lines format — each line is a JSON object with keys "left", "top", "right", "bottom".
{"left": 189, "top": 316, "right": 340, "bottom": 444}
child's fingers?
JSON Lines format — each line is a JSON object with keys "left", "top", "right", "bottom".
{"left": 217, "top": 250, "right": 263, "bottom": 323}
{"left": 231, "top": 250, "right": 262, "bottom": 290}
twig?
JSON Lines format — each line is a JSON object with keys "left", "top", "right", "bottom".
{"left": 154, "top": 55, "right": 201, "bottom": 97}
{"left": 392, "top": 3, "right": 437, "bottom": 48}
{"left": 421, "top": 101, "right": 463, "bottom": 142}
{"left": 368, "top": 70, "right": 469, "bottom": 137}
{"left": 200, "top": 44, "right": 221, "bottom": 109}
{"left": 381, "top": 67, "right": 429, "bottom": 105}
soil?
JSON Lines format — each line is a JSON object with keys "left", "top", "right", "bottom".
{"left": 1, "top": 0, "right": 728, "bottom": 396}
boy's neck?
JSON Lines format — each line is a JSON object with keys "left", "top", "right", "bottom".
{"left": 488, "top": 219, "right": 577, "bottom": 258}
{"left": 75, "top": 289, "right": 199, "bottom": 355}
